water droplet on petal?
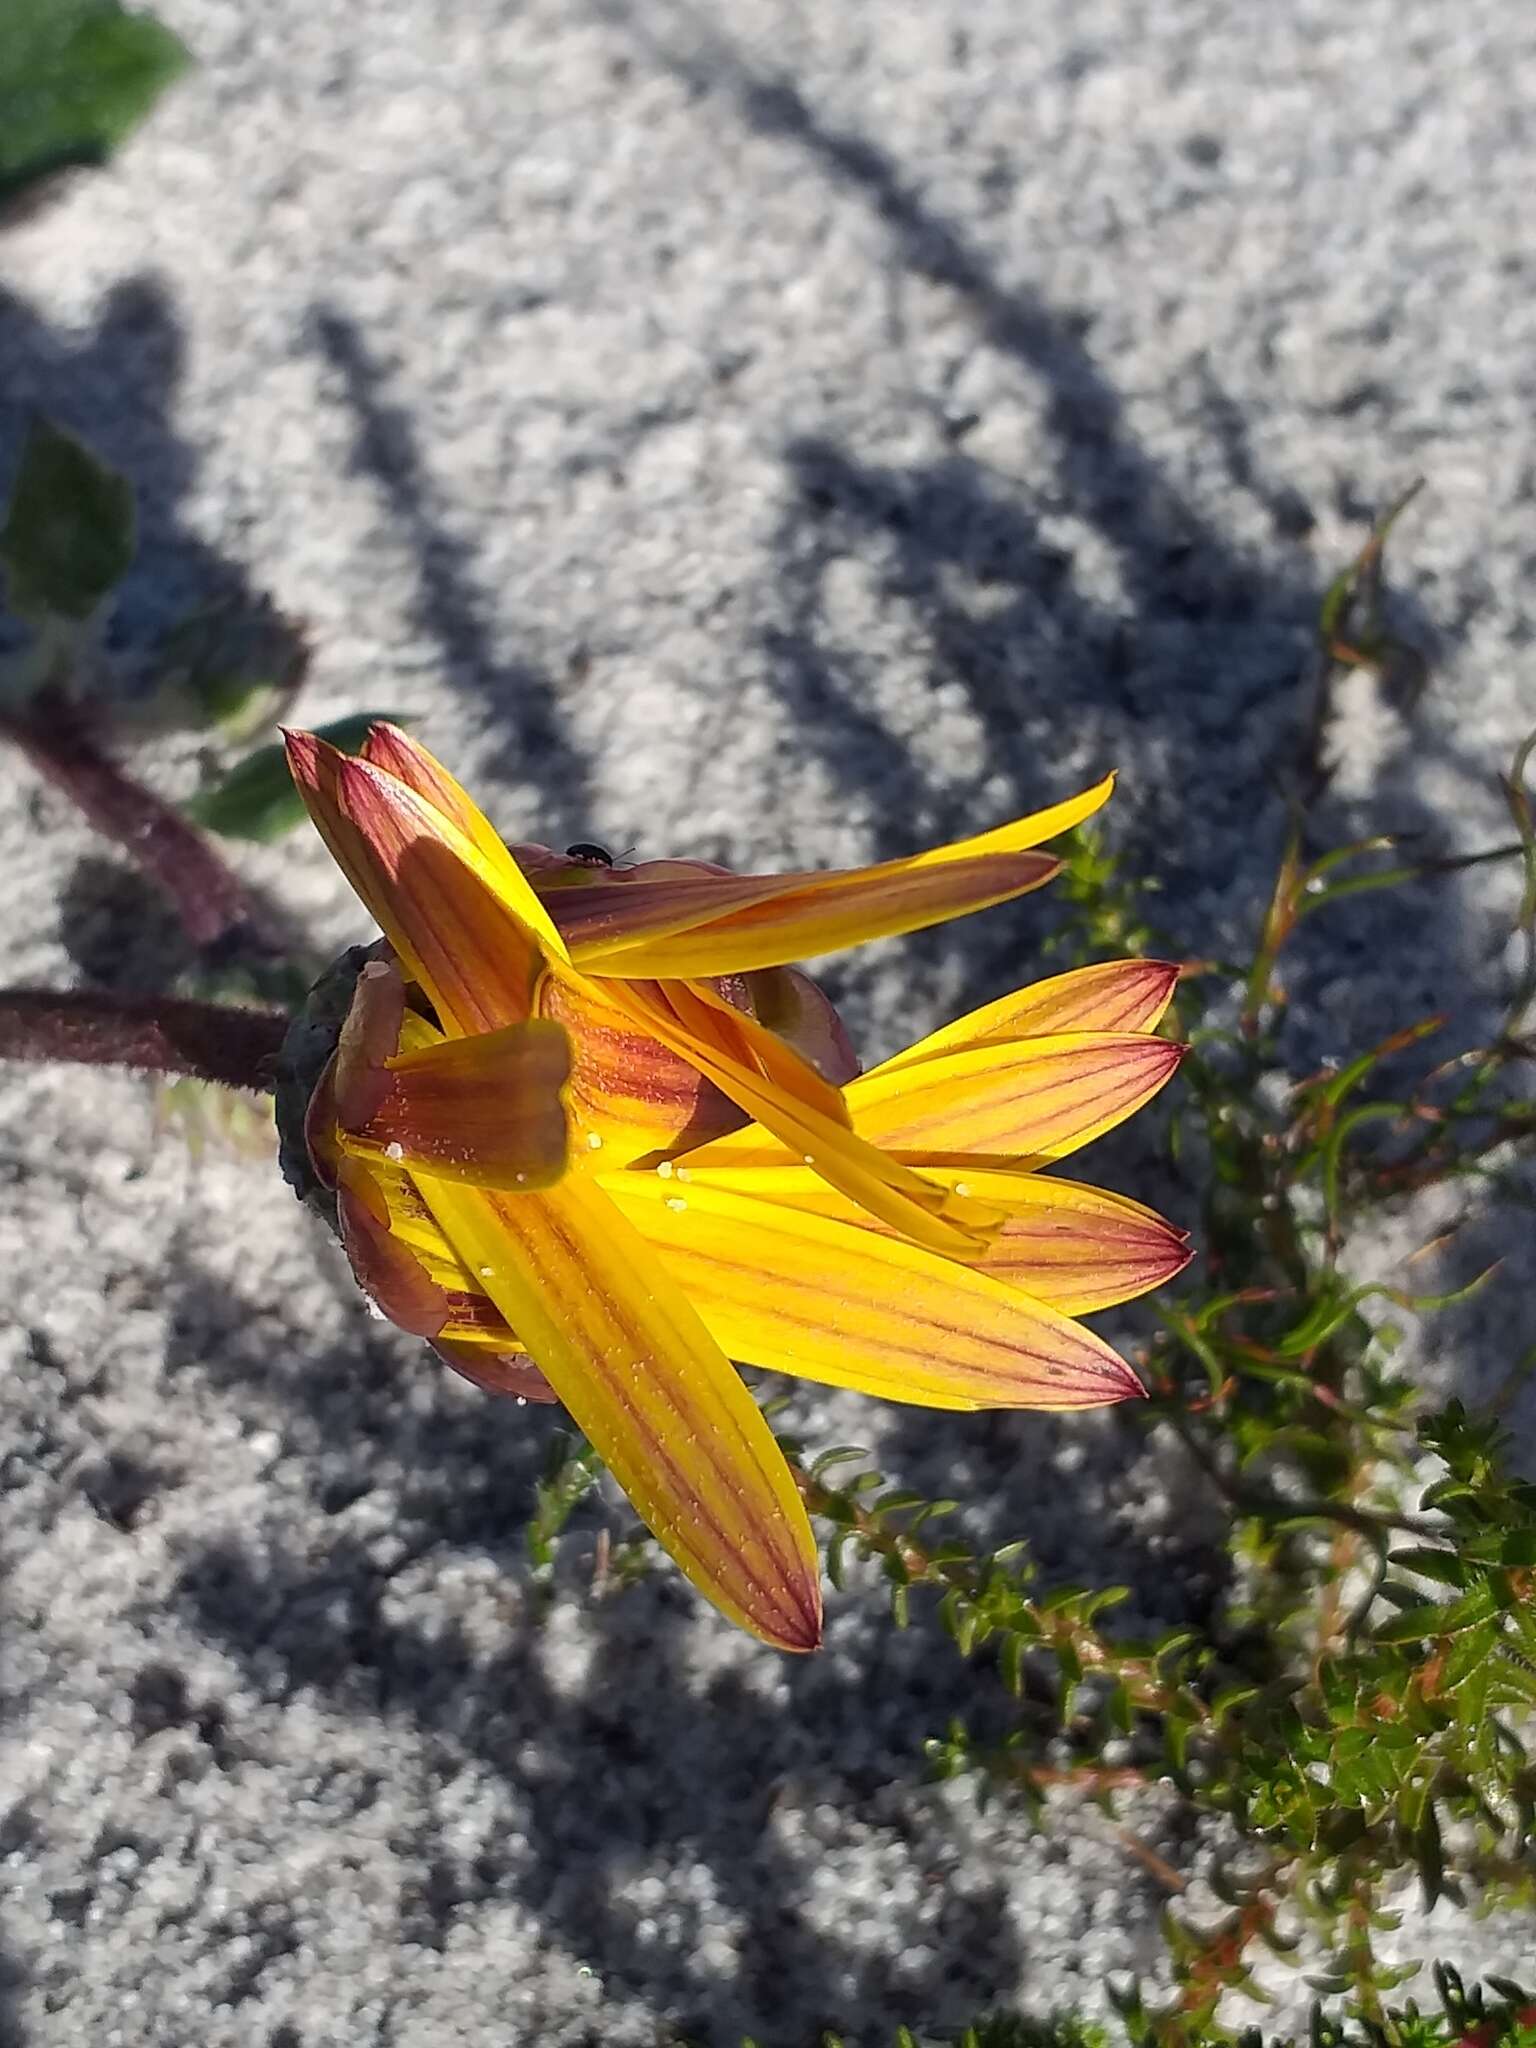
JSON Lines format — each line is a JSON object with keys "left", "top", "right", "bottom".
{"left": 586, "top": 1132, "right": 604, "bottom": 1151}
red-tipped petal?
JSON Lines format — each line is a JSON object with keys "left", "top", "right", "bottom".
{"left": 878, "top": 960, "right": 1180, "bottom": 1070}
{"left": 668, "top": 1163, "right": 1192, "bottom": 1316}
{"left": 330, "top": 956, "right": 408, "bottom": 1127}
{"left": 934, "top": 1171, "right": 1191, "bottom": 1312}
{"left": 359, "top": 724, "right": 571, "bottom": 954}
{"left": 694, "top": 1031, "right": 1185, "bottom": 1170}
{"left": 849, "top": 1032, "right": 1186, "bottom": 1162}
{"left": 285, "top": 731, "right": 544, "bottom": 1036}
{"left": 605, "top": 1174, "right": 1146, "bottom": 1409}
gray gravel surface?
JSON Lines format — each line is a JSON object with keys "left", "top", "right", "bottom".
{"left": 3, "top": 2, "right": 1536, "bottom": 2042}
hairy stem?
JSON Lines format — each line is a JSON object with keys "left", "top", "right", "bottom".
{"left": 0, "top": 988, "right": 288, "bottom": 1089}
{"left": 1, "top": 689, "right": 279, "bottom": 950}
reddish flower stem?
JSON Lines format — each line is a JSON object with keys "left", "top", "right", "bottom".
{"left": 0, "top": 988, "right": 288, "bottom": 1090}
{"left": 1, "top": 690, "right": 278, "bottom": 950}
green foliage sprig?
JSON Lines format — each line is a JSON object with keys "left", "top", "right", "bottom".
{"left": 552, "top": 503, "right": 1536, "bottom": 2043}
{"left": 723, "top": 1963, "right": 1536, "bottom": 2045}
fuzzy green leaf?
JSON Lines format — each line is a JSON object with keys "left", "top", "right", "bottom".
{"left": 0, "top": 415, "right": 134, "bottom": 621}
{"left": 0, "top": 0, "right": 190, "bottom": 209}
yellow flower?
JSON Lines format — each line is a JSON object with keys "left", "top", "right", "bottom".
{"left": 283, "top": 724, "right": 1188, "bottom": 1652}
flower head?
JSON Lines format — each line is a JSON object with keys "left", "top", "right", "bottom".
{"left": 281, "top": 723, "right": 1188, "bottom": 1651}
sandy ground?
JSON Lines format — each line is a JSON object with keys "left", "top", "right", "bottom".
{"left": 4, "top": 2, "right": 1536, "bottom": 2042}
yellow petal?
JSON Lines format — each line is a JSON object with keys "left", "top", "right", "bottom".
{"left": 876, "top": 959, "right": 1180, "bottom": 1071}
{"left": 562, "top": 851, "right": 1060, "bottom": 977}
{"left": 565, "top": 776, "right": 1112, "bottom": 976}
{"left": 352, "top": 1153, "right": 465, "bottom": 1273}
{"left": 898, "top": 773, "right": 1115, "bottom": 864}
{"left": 539, "top": 865, "right": 805, "bottom": 959}
{"left": 338, "top": 1018, "right": 572, "bottom": 1188}
{"left": 696, "top": 1031, "right": 1183, "bottom": 1168}
{"left": 850, "top": 1031, "right": 1185, "bottom": 1161}
{"left": 604, "top": 1175, "right": 1145, "bottom": 1409}
{"left": 883, "top": 1169, "right": 1191, "bottom": 1315}
{"left": 665, "top": 1163, "right": 1191, "bottom": 1315}
{"left": 412, "top": 1171, "right": 822, "bottom": 1651}
{"left": 535, "top": 970, "right": 748, "bottom": 1167}
{"left": 600, "top": 975, "right": 1003, "bottom": 1258}
{"left": 658, "top": 975, "right": 853, "bottom": 1125}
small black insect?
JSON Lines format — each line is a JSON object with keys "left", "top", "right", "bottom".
{"left": 565, "top": 841, "right": 615, "bottom": 867}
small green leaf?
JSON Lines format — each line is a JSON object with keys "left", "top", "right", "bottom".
{"left": 0, "top": 0, "right": 191, "bottom": 210}
{"left": 1211, "top": 1683, "right": 1260, "bottom": 1726}
{"left": 1391, "top": 1547, "right": 1469, "bottom": 1589}
{"left": 1432, "top": 1628, "right": 1499, "bottom": 1698}
{"left": 0, "top": 415, "right": 135, "bottom": 621}
{"left": 182, "top": 712, "right": 408, "bottom": 841}
{"left": 1374, "top": 1579, "right": 1499, "bottom": 1645}
{"left": 948, "top": 1602, "right": 977, "bottom": 1659}
{"left": 1417, "top": 1802, "right": 1449, "bottom": 1908}
{"left": 1371, "top": 1603, "right": 1453, "bottom": 1647}
{"left": 810, "top": 1445, "right": 868, "bottom": 1482}
{"left": 1000, "top": 1630, "right": 1025, "bottom": 1696}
